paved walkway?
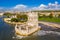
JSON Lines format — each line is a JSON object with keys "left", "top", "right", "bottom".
{"left": 38, "top": 21, "right": 60, "bottom": 28}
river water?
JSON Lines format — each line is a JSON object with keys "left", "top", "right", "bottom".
{"left": 0, "top": 16, "right": 60, "bottom": 40}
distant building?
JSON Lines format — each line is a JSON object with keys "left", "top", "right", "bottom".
{"left": 32, "top": 10, "right": 60, "bottom": 17}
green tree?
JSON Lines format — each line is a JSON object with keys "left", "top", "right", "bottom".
{"left": 58, "top": 14, "right": 60, "bottom": 18}
{"left": 16, "top": 14, "right": 21, "bottom": 18}
{"left": 19, "top": 15, "right": 28, "bottom": 22}
{"left": 48, "top": 13, "right": 53, "bottom": 18}
{"left": 11, "top": 18, "right": 19, "bottom": 22}
{"left": 4, "top": 12, "right": 12, "bottom": 18}
{"left": 16, "top": 14, "right": 28, "bottom": 22}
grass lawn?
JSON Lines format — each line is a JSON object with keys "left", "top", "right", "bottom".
{"left": 38, "top": 17, "right": 60, "bottom": 23}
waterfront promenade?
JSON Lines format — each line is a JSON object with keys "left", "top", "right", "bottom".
{"left": 39, "top": 21, "right": 60, "bottom": 28}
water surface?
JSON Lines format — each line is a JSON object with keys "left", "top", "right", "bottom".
{"left": 0, "top": 16, "right": 60, "bottom": 40}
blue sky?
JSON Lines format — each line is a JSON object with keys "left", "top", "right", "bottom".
{"left": 0, "top": 0, "right": 60, "bottom": 7}
{"left": 0, "top": 0, "right": 60, "bottom": 11}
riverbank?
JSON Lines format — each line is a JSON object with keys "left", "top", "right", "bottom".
{"left": 4, "top": 18, "right": 26, "bottom": 24}
{"left": 4, "top": 18, "right": 41, "bottom": 36}
{"left": 4, "top": 18, "right": 60, "bottom": 28}
{"left": 39, "top": 21, "right": 60, "bottom": 28}
{"left": 15, "top": 26, "right": 40, "bottom": 36}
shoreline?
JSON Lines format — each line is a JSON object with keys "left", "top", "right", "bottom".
{"left": 15, "top": 27, "right": 40, "bottom": 36}
{"left": 4, "top": 18, "right": 60, "bottom": 28}
{"left": 4, "top": 18, "right": 26, "bottom": 24}
{"left": 4, "top": 18, "right": 41, "bottom": 36}
{"left": 39, "top": 21, "right": 60, "bottom": 28}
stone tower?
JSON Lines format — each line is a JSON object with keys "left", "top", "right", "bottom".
{"left": 15, "top": 11, "right": 40, "bottom": 36}
{"left": 27, "top": 12, "right": 38, "bottom": 27}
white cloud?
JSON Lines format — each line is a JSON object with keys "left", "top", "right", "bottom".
{"left": 48, "top": 3, "right": 52, "bottom": 6}
{"left": 55, "top": 1, "right": 58, "bottom": 4}
{"left": 31, "top": 7, "right": 38, "bottom": 10}
{"left": 11, "top": 4, "right": 48, "bottom": 11}
{"left": 12, "top": 4, "right": 28, "bottom": 12}
{"left": 0, "top": 1, "right": 60, "bottom": 12}
{"left": 14, "top": 4, "right": 27, "bottom": 9}
{"left": 48, "top": 1, "right": 60, "bottom": 10}
{"left": 8, "top": 1, "right": 60, "bottom": 12}
{"left": 31, "top": 4, "right": 47, "bottom": 10}
{"left": 38, "top": 4, "right": 47, "bottom": 8}
{"left": 38, "top": 4, "right": 47, "bottom": 10}
{"left": 33, "top": 1, "right": 60, "bottom": 11}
